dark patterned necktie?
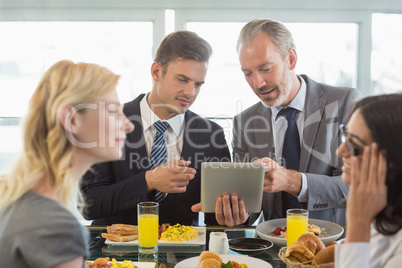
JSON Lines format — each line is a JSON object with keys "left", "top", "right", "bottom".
{"left": 278, "top": 108, "right": 302, "bottom": 217}
{"left": 150, "top": 121, "right": 169, "bottom": 203}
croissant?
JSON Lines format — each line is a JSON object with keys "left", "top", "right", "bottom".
{"left": 285, "top": 241, "right": 316, "bottom": 263}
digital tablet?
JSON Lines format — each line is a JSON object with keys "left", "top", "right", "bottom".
{"left": 200, "top": 162, "right": 265, "bottom": 213}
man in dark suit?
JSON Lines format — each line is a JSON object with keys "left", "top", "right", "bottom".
{"left": 233, "top": 19, "right": 361, "bottom": 225}
{"left": 81, "top": 31, "right": 247, "bottom": 226}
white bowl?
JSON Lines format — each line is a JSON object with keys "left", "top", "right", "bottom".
{"left": 256, "top": 218, "right": 344, "bottom": 246}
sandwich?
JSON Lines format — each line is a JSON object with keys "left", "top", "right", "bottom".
{"left": 102, "top": 223, "right": 138, "bottom": 242}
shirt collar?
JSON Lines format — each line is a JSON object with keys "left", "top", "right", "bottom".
{"left": 140, "top": 93, "right": 185, "bottom": 137}
{"left": 271, "top": 75, "right": 307, "bottom": 119}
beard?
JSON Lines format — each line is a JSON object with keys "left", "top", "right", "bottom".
{"left": 259, "top": 66, "right": 293, "bottom": 108}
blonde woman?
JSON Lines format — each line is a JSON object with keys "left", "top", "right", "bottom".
{"left": 0, "top": 60, "right": 133, "bottom": 268}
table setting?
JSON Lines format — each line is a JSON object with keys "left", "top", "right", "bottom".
{"left": 86, "top": 208, "right": 345, "bottom": 268}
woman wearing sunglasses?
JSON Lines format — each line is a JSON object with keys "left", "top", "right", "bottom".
{"left": 0, "top": 60, "right": 133, "bottom": 267}
{"left": 334, "top": 93, "right": 402, "bottom": 267}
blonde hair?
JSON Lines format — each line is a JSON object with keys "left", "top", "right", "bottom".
{"left": 0, "top": 60, "right": 120, "bottom": 210}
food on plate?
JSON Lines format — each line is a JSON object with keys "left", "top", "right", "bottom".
{"left": 160, "top": 223, "right": 199, "bottom": 241}
{"left": 102, "top": 232, "right": 138, "bottom": 242}
{"left": 198, "top": 251, "right": 222, "bottom": 268}
{"left": 197, "top": 251, "right": 248, "bottom": 268}
{"left": 107, "top": 224, "right": 138, "bottom": 235}
{"left": 87, "top": 257, "right": 112, "bottom": 268}
{"left": 273, "top": 223, "right": 321, "bottom": 238}
{"left": 102, "top": 222, "right": 199, "bottom": 242}
{"left": 308, "top": 224, "right": 321, "bottom": 236}
{"left": 158, "top": 223, "right": 170, "bottom": 239}
{"left": 279, "top": 232, "right": 338, "bottom": 267}
{"left": 87, "top": 257, "right": 137, "bottom": 268}
{"left": 199, "top": 257, "right": 221, "bottom": 268}
{"left": 221, "top": 260, "right": 248, "bottom": 268}
{"left": 102, "top": 224, "right": 138, "bottom": 242}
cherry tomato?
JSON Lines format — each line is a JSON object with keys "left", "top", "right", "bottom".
{"left": 239, "top": 264, "right": 248, "bottom": 268}
{"left": 231, "top": 260, "right": 240, "bottom": 268}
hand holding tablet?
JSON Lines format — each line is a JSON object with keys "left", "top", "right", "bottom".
{"left": 200, "top": 162, "right": 265, "bottom": 213}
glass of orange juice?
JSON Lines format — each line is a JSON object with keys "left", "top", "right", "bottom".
{"left": 138, "top": 201, "right": 159, "bottom": 253}
{"left": 286, "top": 209, "right": 308, "bottom": 246}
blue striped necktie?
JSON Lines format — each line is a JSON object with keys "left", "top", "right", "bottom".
{"left": 278, "top": 107, "right": 302, "bottom": 217}
{"left": 150, "top": 121, "right": 169, "bottom": 203}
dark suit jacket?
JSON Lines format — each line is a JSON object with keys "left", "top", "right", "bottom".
{"left": 81, "top": 94, "right": 231, "bottom": 226}
{"left": 232, "top": 75, "right": 361, "bottom": 226}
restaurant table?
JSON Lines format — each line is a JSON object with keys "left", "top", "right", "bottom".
{"left": 87, "top": 225, "right": 288, "bottom": 268}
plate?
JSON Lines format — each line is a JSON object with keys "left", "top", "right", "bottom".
{"left": 87, "top": 261, "right": 155, "bottom": 268}
{"left": 256, "top": 218, "right": 344, "bottom": 246}
{"left": 105, "top": 227, "right": 206, "bottom": 246}
{"left": 175, "top": 254, "right": 272, "bottom": 268}
{"left": 228, "top": 238, "right": 273, "bottom": 255}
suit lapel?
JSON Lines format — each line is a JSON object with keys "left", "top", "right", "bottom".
{"left": 181, "top": 110, "right": 198, "bottom": 161}
{"left": 300, "top": 75, "right": 326, "bottom": 172}
{"left": 124, "top": 94, "right": 149, "bottom": 167}
{"left": 254, "top": 104, "right": 279, "bottom": 219}
{"left": 254, "top": 104, "right": 276, "bottom": 159}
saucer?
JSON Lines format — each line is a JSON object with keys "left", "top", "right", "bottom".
{"left": 228, "top": 238, "right": 273, "bottom": 255}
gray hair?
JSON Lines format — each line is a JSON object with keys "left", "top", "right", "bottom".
{"left": 237, "top": 19, "right": 295, "bottom": 58}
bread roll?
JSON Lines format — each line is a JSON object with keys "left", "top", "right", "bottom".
{"left": 314, "top": 244, "right": 336, "bottom": 264}
{"left": 297, "top": 233, "right": 325, "bottom": 253}
{"left": 325, "top": 241, "right": 337, "bottom": 247}
{"left": 198, "top": 258, "right": 221, "bottom": 268}
{"left": 285, "top": 241, "right": 315, "bottom": 263}
{"left": 198, "top": 251, "right": 222, "bottom": 267}
{"left": 304, "top": 240, "right": 317, "bottom": 254}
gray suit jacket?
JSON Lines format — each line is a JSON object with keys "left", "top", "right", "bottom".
{"left": 232, "top": 75, "right": 361, "bottom": 226}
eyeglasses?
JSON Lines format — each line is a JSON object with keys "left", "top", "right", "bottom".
{"left": 339, "top": 124, "right": 365, "bottom": 156}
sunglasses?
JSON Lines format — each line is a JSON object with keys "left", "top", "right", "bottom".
{"left": 339, "top": 124, "right": 365, "bottom": 156}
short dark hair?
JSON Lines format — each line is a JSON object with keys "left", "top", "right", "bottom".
{"left": 352, "top": 93, "right": 402, "bottom": 235}
{"left": 154, "top": 30, "right": 212, "bottom": 76}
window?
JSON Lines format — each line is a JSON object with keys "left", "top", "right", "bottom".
{"left": 372, "top": 14, "right": 402, "bottom": 94}
{"left": 187, "top": 22, "right": 358, "bottom": 145}
{"left": 187, "top": 22, "right": 358, "bottom": 119}
{"left": 286, "top": 23, "right": 358, "bottom": 88}
{"left": 0, "top": 21, "right": 153, "bottom": 172}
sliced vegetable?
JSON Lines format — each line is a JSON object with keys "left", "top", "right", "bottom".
{"left": 221, "top": 261, "right": 235, "bottom": 268}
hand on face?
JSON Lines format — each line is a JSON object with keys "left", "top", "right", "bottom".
{"left": 254, "top": 157, "right": 302, "bottom": 196}
{"left": 145, "top": 160, "right": 196, "bottom": 193}
{"left": 347, "top": 143, "right": 387, "bottom": 225}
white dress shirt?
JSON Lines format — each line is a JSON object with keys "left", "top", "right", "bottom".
{"left": 336, "top": 224, "right": 402, "bottom": 268}
{"left": 268, "top": 75, "right": 308, "bottom": 202}
{"left": 140, "top": 94, "right": 185, "bottom": 161}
